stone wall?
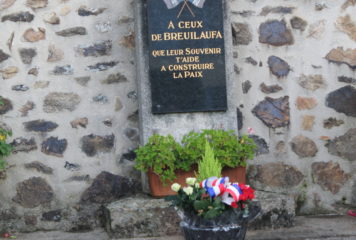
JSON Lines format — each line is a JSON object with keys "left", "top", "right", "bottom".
{"left": 231, "top": 0, "right": 356, "bottom": 214}
{"left": 0, "top": 0, "right": 141, "bottom": 232}
{"left": 0, "top": 0, "right": 355, "bottom": 233}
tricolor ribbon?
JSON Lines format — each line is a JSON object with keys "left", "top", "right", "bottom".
{"left": 200, "top": 177, "right": 255, "bottom": 208}
{"left": 163, "top": 0, "right": 206, "bottom": 9}
{"left": 200, "top": 177, "right": 229, "bottom": 198}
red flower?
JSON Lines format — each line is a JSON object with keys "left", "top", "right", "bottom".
{"left": 231, "top": 202, "right": 238, "bottom": 208}
{"left": 238, "top": 183, "right": 255, "bottom": 201}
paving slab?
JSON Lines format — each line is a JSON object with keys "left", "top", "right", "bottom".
{"left": 8, "top": 215, "right": 356, "bottom": 240}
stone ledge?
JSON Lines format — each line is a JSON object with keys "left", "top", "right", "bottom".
{"left": 104, "top": 191, "right": 296, "bottom": 238}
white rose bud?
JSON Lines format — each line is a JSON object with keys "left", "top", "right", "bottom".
{"left": 183, "top": 186, "right": 194, "bottom": 195}
{"left": 186, "top": 177, "right": 197, "bottom": 186}
{"left": 171, "top": 183, "right": 181, "bottom": 192}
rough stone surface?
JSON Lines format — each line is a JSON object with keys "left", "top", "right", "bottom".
{"left": 80, "top": 171, "right": 141, "bottom": 204}
{"left": 1, "top": 66, "right": 18, "bottom": 79}
{"left": 250, "top": 135, "right": 269, "bottom": 155}
{"left": 78, "top": 6, "right": 106, "bottom": 16}
{"left": 298, "top": 74, "right": 325, "bottom": 91}
{"left": 41, "top": 137, "right": 68, "bottom": 157}
{"left": 260, "top": 83, "right": 283, "bottom": 94}
{"left": 23, "top": 28, "right": 46, "bottom": 42}
{"left": 307, "top": 20, "right": 326, "bottom": 39}
{"left": 290, "top": 16, "right": 308, "bottom": 31}
{"left": 0, "top": 49, "right": 10, "bottom": 63}
{"left": 43, "top": 12, "right": 60, "bottom": 24}
{"left": 41, "top": 210, "right": 61, "bottom": 222}
{"left": 12, "top": 84, "right": 29, "bottom": 91}
{"left": 115, "top": 97, "right": 123, "bottom": 111}
{"left": 101, "top": 73, "right": 127, "bottom": 84}
{"left": 105, "top": 196, "right": 180, "bottom": 238}
{"left": 12, "top": 177, "right": 54, "bottom": 208}
{"left": 231, "top": 22, "right": 252, "bottom": 45}
{"left": 326, "top": 86, "right": 356, "bottom": 117}
{"left": 26, "top": 0, "right": 48, "bottom": 9}
{"left": 246, "top": 57, "right": 258, "bottom": 66}
{"left": 24, "top": 120, "right": 58, "bottom": 132}
{"left": 28, "top": 68, "right": 39, "bottom": 76}
{"left": 75, "top": 40, "right": 112, "bottom": 57}
{"left": 95, "top": 21, "right": 112, "bottom": 33}
{"left": 65, "top": 175, "right": 90, "bottom": 182}
{"left": 70, "top": 117, "right": 88, "bottom": 129}
{"left": 290, "top": 135, "right": 318, "bottom": 158}
{"left": 120, "top": 32, "right": 135, "bottom": 48}
{"left": 19, "top": 48, "right": 37, "bottom": 64}
{"left": 1, "top": 11, "right": 34, "bottom": 22}
{"left": 75, "top": 76, "right": 91, "bottom": 86}
{"left": 51, "top": 65, "right": 73, "bottom": 75}
{"left": 81, "top": 134, "right": 115, "bottom": 157}
{"left": 0, "top": 0, "right": 15, "bottom": 10}
{"left": 275, "top": 141, "right": 286, "bottom": 154}
{"left": 249, "top": 191, "right": 296, "bottom": 229}
{"left": 326, "top": 128, "right": 356, "bottom": 161}
{"left": 259, "top": 6, "right": 294, "bottom": 16}
{"left": 342, "top": 0, "right": 356, "bottom": 10}
{"left": 325, "top": 47, "right": 356, "bottom": 69}
{"left": 43, "top": 92, "right": 81, "bottom": 113}
{"left": 248, "top": 163, "right": 304, "bottom": 188}
{"left": 336, "top": 15, "right": 356, "bottom": 41}
{"left": 268, "top": 56, "right": 290, "bottom": 78}
{"left": 124, "top": 128, "right": 139, "bottom": 142}
{"left": 11, "top": 137, "right": 37, "bottom": 153}
{"left": 242, "top": 80, "right": 252, "bottom": 94}
{"left": 56, "top": 27, "right": 87, "bottom": 37}
{"left": 323, "top": 117, "right": 345, "bottom": 129}
{"left": 24, "top": 161, "right": 53, "bottom": 174}
{"left": 237, "top": 107, "right": 243, "bottom": 131}
{"left": 252, "top": 96, "right": 290, "bottom": 128}
{"left": 92, "top": 94, "right": 108, "bottom": 104}
{"left": 296, "top": 97, "right": 318, "bottom": 110}
{"left": 0, "top": 97, "right": 13, "bottom": 115}
{"left": 19, "top": 101, "right": 35, "bottom": 117}
{"left": 338, "top": 76, "right": 356, "bottom": 85}
{"left": 33, "top": 81, "right": 50, "bottom": 89}
{"left": 64, "top": 161, "right": 81, "bottom": 171}
{"left": 48, "top": 45, "right": 64, "bottom": 62}
{"left": 259, "top": 20, "right": 294, "bottom": 46}
{"left": 301, "top": 115, "right": 315, "bottom": 131}
{"left": 86, "top": 61, "right": 118, "bottom": 72}
{"left": 312, "top": 161, "right": 351, "bottom": 194}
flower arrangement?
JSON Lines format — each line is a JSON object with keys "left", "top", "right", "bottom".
{"left": 166, "top": 141, "right": 255, "bottom": 219}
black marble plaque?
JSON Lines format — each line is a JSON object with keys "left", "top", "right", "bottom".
{"left": 147, "top": 0, "right": 227, "bottom": 114}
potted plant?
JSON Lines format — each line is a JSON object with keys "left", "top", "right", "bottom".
{"left": 166, "top": 141, "right": 260, "bottom": 240}
{"left": 134, "top": 129, "right": 256, "bottom": 197}
{"left": 0, "top": 127, "right": 12, "bottom": 179}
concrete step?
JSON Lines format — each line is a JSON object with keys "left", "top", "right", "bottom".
{"left": 103, "top": 191, "right": 296, "bottom": 239}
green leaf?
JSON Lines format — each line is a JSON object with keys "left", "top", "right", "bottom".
{"left": 193, "top": 200, "right": 210, "bottom": 211}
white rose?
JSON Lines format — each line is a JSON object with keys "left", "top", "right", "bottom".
{"left": 183, "top": 186, "right": 194, "bottom": 195}
{"left": 171, "top": 183, "right": 181, "bottom": 192}
{"left": 186, "top": 177, "right": 197, "bottom": 186}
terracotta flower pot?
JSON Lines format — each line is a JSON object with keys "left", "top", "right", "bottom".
{"left": 148, "top": 166, "right": 246, "bottom": 197}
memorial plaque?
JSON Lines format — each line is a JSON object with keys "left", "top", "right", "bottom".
{"left": 147, "top": 0, "right": 227, "bottom": 114}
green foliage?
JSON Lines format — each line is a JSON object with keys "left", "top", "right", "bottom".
{"left": 0, "top": 128, "right": 12, "bottom": 171}
{"left": 181, "top": 129, "right": 256, "bottom": 168}
{"left": 196, "top": 140, "right": 222, "bottom": 182}
{"left": 134, "top": 134, "right": 184, "bottom": 184}
{"left": 135, "top": 129, "right": 257, "bottom": 184}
